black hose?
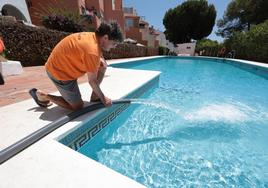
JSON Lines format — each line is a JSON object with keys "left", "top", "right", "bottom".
{"left": 0, "top": 72, "right": 4, "bottom": 85}
{"left": 0, "top": 99, "right": 132, "bottom": 164}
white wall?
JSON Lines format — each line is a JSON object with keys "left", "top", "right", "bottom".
{"left": 167, "top": 41, "right": 175, "bottom": 52}
{"left": 176, "top": 42, "right": 196, "bottom": 56}
{"left": 156, "top": 32, "right": 167, "bottom": 48}
{"left": 0, "top": 0, "right": 31, "bottom": 23}
{"left": 156, "top": 31, "right": 175, "bottom": 52}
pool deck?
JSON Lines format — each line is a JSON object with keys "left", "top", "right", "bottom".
{"left": 0, "top": 56, "right": 161, "bottom": 188}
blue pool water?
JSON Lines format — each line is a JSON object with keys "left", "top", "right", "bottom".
{"left": 78, "top": 58, "right": 268, "bottom": 187}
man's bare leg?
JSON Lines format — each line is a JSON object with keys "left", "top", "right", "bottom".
{"left": 37, "top": 90, "right": 83, "bottom": 110}
{"left": 90, "top": 66, "right": 106, "bottom": 101}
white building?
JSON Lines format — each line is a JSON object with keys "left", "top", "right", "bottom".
{"left": 156, "top": 30, "right": 175, "bottom": 52}
{"left": 0, "top": 0, "right": 31, "bottom": 23}
{"left": 156, "top": 31, "right": 167, "bottom": 47}
{"left": 166, "top": 41, "right": 175, "bottom": 52}
{"left": 175, "top": 42, "right": 196, "bottom": 56}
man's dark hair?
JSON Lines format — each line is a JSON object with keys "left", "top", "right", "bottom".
{"left": 95, "top": 21, "right": 123, "bottom": 42}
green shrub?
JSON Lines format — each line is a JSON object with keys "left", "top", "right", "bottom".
{"left": 224, "top": 19, "right": 268, "bottom": 63}
{"left": 196, "top": 38, "right": 223, "bottom": 57}
{"left": 168, "top": 51, "right": 177, "bottom": 56}
{"left": 37, "top": 1, "right": 94, "bottom": 32}
{"left": 158, "top": 46, "right": 170, "bottom": 55}
{"left": 42, "top": 14, "right": 84, "bottom": 32}
{"left": 0, "top": 20, "right": 67, "bottom": 66}
{"left": 104, "top": 43, "right": 158, "bottom": 59}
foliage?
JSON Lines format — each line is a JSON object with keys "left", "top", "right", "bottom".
{"left": 168, "top": 51, "right": 177, "bottom": 56}
{"left": 224, "top": 19, "right": 268, "bottom": 63}
{"left": 37, "top": 0, "right": 95, "bottom": 32}
{"left": 196, "top": 38, "right": 219, "bottom": 51}
{"left": 104, "top": 43, "right": 158, "bottom": 59}
{"left": 217, "top": 0, "right": 268, "bottom": 38}
{"left": 0, "top": 20, "right": 67, "bottom": 66}
{"left": 42, "top": 14, "right": 84, "bottom": 32}
{"left": 163, "top": 0, "right": 216, "bottom": 44}
{"left": 0, "top": 21, "right": 158, "bottom": 66}
{"left": 158, "top": 46, "right": 170, "bottom": 55}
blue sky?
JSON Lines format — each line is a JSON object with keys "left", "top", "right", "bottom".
{"left": 123, "top": 0, "right": 231, "bottom": 42}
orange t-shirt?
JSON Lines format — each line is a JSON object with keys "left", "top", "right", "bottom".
{"left": 45, "top": 32, "right": 101, "bottom": 81}
{"left": 0, "top": 38, "right": 5, "bottom": 54}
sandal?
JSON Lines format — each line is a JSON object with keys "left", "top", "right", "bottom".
{"left": 29, "top": 88, "right": 52, "bottom": 108}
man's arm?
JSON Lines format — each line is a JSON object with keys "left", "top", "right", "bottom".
{"left": 100, "top": 56, "right": 108, "bottom": 68}
{"left": 87, "top": 72, "right": 112, "bottom": 106}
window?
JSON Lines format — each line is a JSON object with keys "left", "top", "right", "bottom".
{"left": 139, "top": 23, "right": 145, "bottom": 29}
{"left": 26, "top": 0, "right": 33, "bottom": 8}
{"left": 112, "top": 0, "right": 115, "bottom": 10}
{"left": 125, "top": 18, "right": 134, "bottom": 29}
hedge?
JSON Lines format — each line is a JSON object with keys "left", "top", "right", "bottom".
{"left": 0, "top": 18, "right": 67, "bottom": 66}
{"left": 196, "top": 20, "right": 268, "bottom": 63}
{"left": 104, "top": 44, "right": 158, "bottom": 59}
{"left": 0, "top": 18, "right": 158, "bottom": 67}
{"left": 224, "top": 19, "right": 268, "bottom": 63}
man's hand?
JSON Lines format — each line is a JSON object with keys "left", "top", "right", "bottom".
{"left": 103, "top": 96, "right": 112, "bottom": 107}
{"left": 87, "top": 72, "right": 112, "bottom": 107}
{"left": 100, "top": 57, "right": 108, "bottom": 69}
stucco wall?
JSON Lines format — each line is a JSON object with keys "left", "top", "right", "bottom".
{"left": 176, "top": 43, "right": 196, "bottom": 56}
{"left": 156, "top": 32, "right": 168, "bottom": 48}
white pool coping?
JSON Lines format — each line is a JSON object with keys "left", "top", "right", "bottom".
{"left": 0, "top": 56, "right": 162, "bottom": 188}
{"left": 186, "top": 55, "right": 268, "bottom": 69}
{"left": 109, "top": 56, "right": 162, "bottom": 64}
{"left": 226, "top": 58, "right": 268, "bottom": 69}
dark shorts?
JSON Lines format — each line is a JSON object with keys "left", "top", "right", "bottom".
{"left": 46, "top": 71, "right": 82, "bottom": 104}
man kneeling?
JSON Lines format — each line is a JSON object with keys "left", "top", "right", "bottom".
{"left": 29, "top": 22, "right": 123, "bottom": 110}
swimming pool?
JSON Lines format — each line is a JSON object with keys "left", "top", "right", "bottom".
{"left": 77, "top": 57, "right": 268, "bottom": 187}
